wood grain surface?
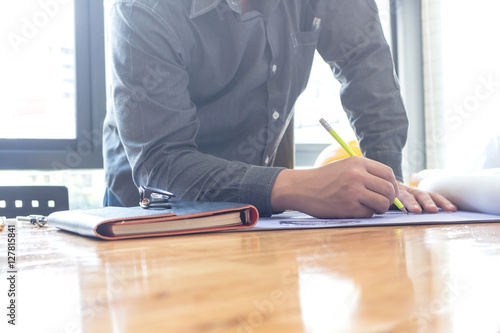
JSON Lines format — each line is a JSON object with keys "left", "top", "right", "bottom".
{"left": 1, "top": 219, "right": 500, "bottom": 333}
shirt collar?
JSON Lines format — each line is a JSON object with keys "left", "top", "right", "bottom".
{"left": 190, "top": 0, "right": 241, "bottom": 19}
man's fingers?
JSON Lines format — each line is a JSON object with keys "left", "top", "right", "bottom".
{"left": 359, "top": 191, "right": 392, "bottom": 215}
{"left": 362, "top": 176, "right": 397, "bottom": 213}
{"left": 364, "top": 158, "right": 399, "bottom": 196}
{"left": 397, "top": 187, "right": 423, "bottom": 213}
{"left": 398, "top": 183, "right": 458, "bottom": 213}
{"left": 410, "top": 189, "right": 439, "bottom": 213}
{"left": 428, "top": 192, "right": 458, "bottom": 211}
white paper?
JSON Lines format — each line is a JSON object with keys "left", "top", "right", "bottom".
{"left": 251, "top": 210, "right": 500, "bottom": 231}
{"left": 418, "top": 174, "right": 500, "bottom": 215}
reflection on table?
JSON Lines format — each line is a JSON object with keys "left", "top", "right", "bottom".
{"left": 1, "top": 219, "right": 500, "bottom": 333}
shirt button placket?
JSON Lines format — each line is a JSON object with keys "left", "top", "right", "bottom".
{"left": 271, "top": 64, "right": 278, "bottom": 75}
{"left": 272, "top": 110, "right": 280, "bottom": 120}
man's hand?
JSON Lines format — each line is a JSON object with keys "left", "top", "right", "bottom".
{"left": 271, "top": 156, "right": 399, "bottom": 219}
{"left": 396, "top": 181, "right": 457, "bottom": 213}
{"left": 270, "top": 156, "right": 459, "bottom": 218}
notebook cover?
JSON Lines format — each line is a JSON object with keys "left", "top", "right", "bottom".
{"left": 48, "top": 201, "right": 259, "bottom": 240}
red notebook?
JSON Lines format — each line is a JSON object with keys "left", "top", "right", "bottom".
{"left": 48, "top": 201, "right": 258, "bottom": 240}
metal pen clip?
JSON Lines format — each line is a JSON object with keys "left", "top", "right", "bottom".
{"left": 139, "top": 185, "right": 175, "bottom": 209}
{"left": 17, "top": 215, "right": 47, "bottom": 227}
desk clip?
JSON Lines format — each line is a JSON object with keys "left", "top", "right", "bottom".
{"left": 139, "top": 185, "right": 175, "bottom": 209}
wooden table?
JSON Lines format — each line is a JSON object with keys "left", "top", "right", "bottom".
{"left": 2, "top": 218, "right": 500, "bottom": 333}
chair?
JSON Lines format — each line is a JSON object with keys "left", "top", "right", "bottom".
{"left": 0, "top": 186, "right": 69, "bottom": 218}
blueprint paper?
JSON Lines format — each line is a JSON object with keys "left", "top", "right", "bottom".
{"left": 251, "top": 210, "right": 500, "bottom": 230}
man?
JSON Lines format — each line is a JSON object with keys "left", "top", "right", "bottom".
{"left": 103, "top": 0, "right": 457, "bottom": 218}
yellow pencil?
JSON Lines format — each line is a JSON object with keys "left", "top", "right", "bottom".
{"left": 319, "top": 118, "right": 409, "bottom": 214}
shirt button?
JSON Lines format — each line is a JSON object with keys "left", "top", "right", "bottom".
{"left": 271, "top": 64, "right": 277, "bottom": 74}
{"left": 265, "top": 156, "right": 270, "bottom": 164}
{"left": 272, "top": 110, "right": 280, "bottom": 120}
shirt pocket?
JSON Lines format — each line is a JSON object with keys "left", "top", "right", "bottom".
{"left": 290, "top": 27, "right": 322, "bottom": 94}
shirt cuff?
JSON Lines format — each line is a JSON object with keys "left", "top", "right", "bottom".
{"left": 364, "top": 150, "right": 404, "bottom": 182}
{"left": 239, "top": 166, "right": 285, "bottom": 217}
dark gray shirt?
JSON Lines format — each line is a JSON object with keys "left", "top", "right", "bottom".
{"left": 103, "top": 0, "right": 409, "bottom": 216}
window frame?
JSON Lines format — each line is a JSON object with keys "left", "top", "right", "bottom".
{"left": 396, "top": 0, "right": 427, "bottom": 178}
{"left": 0, "top": 0, "right": 106, "bottom": 170}
{"left": 0, "top": 0, "right": 419, "bottom": 174}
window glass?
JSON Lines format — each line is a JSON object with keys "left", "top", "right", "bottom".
{"left": 422, "top": 0, "right": 500, "bottom": 170}
{"left": 441, "top": 1, "right": 500, "bottom": 170}
{"left": 0, "top": 1, "right": 76, "bottom": 139}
